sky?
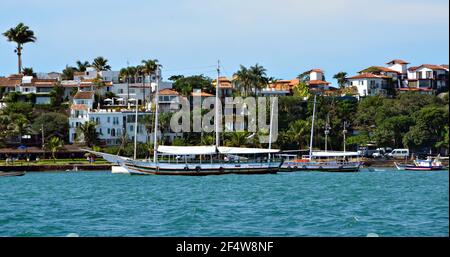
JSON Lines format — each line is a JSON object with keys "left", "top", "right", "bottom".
{"left": 0, "top": 0, "right": 449, "bottom": 86}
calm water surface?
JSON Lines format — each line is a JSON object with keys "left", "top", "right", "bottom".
{"left": 0, "top": 169, "right": 448, "bottom": 236}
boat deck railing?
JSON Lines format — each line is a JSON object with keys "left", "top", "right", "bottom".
{"left": 153, "top": 158, "right": 284, "bottom": 164}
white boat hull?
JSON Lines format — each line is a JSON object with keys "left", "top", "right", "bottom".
{"left": 111, "top": 166, "right": 130, "bottom": 174}
{"left": 124, "top": 159, "right": 281, "bottom": 175}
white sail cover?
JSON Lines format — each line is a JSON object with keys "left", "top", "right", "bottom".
{"left": 218, "top": 147, "right": 279, "bottom": 154}
{"left": 311, "top": 151, "right": 360, "bottom": 157}
{"left": 157, "top": 145, "right": 217, "bottom": 155}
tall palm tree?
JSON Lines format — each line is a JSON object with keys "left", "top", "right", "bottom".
{"left": 76, "top": 60, "right": 90, "bottom": 72}
{"left": 249, "top": 63, "right": 268, "bottom": 95}
{"left": 233, "top": 65, "right": 251, "bottom": 96}
{"left": 76, "top": 121, "right": 99, "bottom": 147}
{"left": 333, "top": 72, "right": 348, "bottom": 89}
{"left": 119, "top": 66, "right": 137, "bottom": 106}
{"left": 45, "top": 137, "right": 63, "bottom": 162}
{"left": 141, "top": 59, "right": 159, "bottom": 108}
{"left": 3, "top": 23, "right": 36, "bottom": 74}
{"left": 92, "top": 56, "right": 111, "bottom": 72}
{"left": 62, "top": 65, "right": 76, "bottom": 80}
{"left": 286, "top": 119, "right": 310, "bottom": 149}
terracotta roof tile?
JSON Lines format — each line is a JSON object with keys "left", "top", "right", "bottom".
{"left": 386, "top": 59, "right": 409, "bottom": 65}
{"left": 307, "top": 80, "right": 331, "bottom": 85}
{"left": 158, "top": 88, "right": 180, "bottom": 95}
{"left": 348, "top": 73, "right": 390, "bottom": 79}
{"left": 73, "top": 91, "right": 95, "bottom": 99}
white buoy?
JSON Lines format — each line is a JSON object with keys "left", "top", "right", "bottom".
{"left": 366, "top": 233, "right": 379, "bottom": 237}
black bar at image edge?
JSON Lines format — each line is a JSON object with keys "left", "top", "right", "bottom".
{"left": 0, "top": 237, "right": 448, "bottom": 256}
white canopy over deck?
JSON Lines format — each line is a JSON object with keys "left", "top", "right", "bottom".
{"left": 157, "top": 145, "right": 216, "bottom": 155}
{"left": 310, "top": 151, "right": 360, "bottom": 157}
{"left": 157, "top": 145, "right": 280, "bottom": 155}
{"left": 218, "top": 147, "right": 279, "bottom": 154}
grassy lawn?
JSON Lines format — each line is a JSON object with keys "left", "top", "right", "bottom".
{"left": 0, "top": 158, "right": 110, "bottom": 166}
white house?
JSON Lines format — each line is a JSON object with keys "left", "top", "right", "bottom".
{"left": 407, "top": 64, "right": 448, "bottom": 90}
{"left": 346, "top": 73, "right": 390, "bottom": 97}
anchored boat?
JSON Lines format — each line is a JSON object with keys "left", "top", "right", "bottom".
{"left": 279, "top": 95, "right": 361, "bottom": 172}
{"left": 86, "top": 62, "right": 283, "bottom": 175}
{"left": 394, "top": 156, "right": 445, "bottom": 171}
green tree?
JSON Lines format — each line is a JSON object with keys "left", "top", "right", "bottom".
{"left": 92, "top": 56, "right": 111, "bottom": 71}
{"left": 224, "top": 131, "right": 250, "bottom": 147}
{"left": 22, "top": 67, "right": 36, "bottom": 77}
{"left": 50, "top": 82, "right": 65, "bottom": 107}
{"left": 62, "top": 65, "right": 76, "bottom": 80}
{"left": 172, "top": 75, "right": 212, "bottom": 97}
{"left": 45, "top": 137, "right": 63, "bottom": 162}
{"left": 76, "top": 121, "right": 99, "bottom": 147}
{"left": 32, "top": 112, "right": 69, "bottom": 142}
{"left": 75, "top": 60, "right": 90, "bottom": 72}
{"left": 292, "top": 81, "right": 310, "bottom": 98}
{"left": 333, "top": 72, "right": 347, "bottom": 89}
{"left": 285, "top": 120, "right": 310, "bottom": 149}
{"left": 3, "top": 23, "right": 36, "bottom": 74}
{"left": 141, "top": 59, "right": 159, "bottom": 106}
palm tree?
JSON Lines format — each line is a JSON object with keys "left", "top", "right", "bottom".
{"left": 76, "top": 60, "right": 90, "bottom": 72}
{"left": 3, "top": 23, "right": 36, "bottom": 74}
{"left": 22, "top": 67, "right": 35, "bottom": 77}
{"left": 92, "top": 56, "right": 111, "bottom": 72}
{"left": 224, "top": 131, "right": 250, "bottom": 147}
{"left": 76, "top": 121, "right": 99, "bottom": 147}
{"left": 286, "top": 119, "right": 310, "bottom": 149}
{"left": 141, "top": 59, "right": 159, "bottom": 108}
{"left": 45, "top": 137, "right": 63, "bottom": 162}
{"left": 333, "top": 72, "right": 347, "bottom": 89}
{"left": 119, "top": 66, "right": 137, "bottom": 105}
{"left": 249, "top": 64, "right": 268, "bottom": 95}
{"left": 62, "top": 65, "right": 76, "bottom": 80}
{"left": 233, "top": 65, "right": 251, "bottom": 96}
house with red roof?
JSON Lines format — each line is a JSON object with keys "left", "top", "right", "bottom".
{"left": 406, "top": 64, "right": 448, "bottom": 92}
{"left": 346, "top": 73, "right": 391, "bottom": 97}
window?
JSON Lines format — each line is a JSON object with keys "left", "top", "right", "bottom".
{"left": 111, "top": 129, "right": 116, "bottom": 137}
{"left": 107, "top": 117, "right": 110, "bottom": 123}
{"left": 107, "top": 128, "right": 111, "bottom": 134}
{"left": 96, "top": 117, "right": 100, "bottom": 124}
{"left": 426, "top": 71, "right": 432, "bottom": 79}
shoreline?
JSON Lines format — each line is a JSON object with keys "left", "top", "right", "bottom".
{"left": 0, "top": 164, "right": 113, "bottom": 172}
{"left": 0, "top": 159, "right": 448, "bottom": 172}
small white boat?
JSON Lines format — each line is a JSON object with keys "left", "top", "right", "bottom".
{"left": 395, "top": 156, "right": 445, "bottom": 171}
{"left": 111, "top": 166, "right": 130, "bottom": 174}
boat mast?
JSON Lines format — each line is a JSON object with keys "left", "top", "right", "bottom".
{"left": 343, "top": 120, "right": 348, "bottom": 153}
{"left": 268, "top": 97, "right": 275, "bottom": 162}
{"left": 153, "top": 65, "right": 161, "bottom": 163}
{"left": 215, "top": 60, "right": 220, "bottom": 149}
{"left": 309, "top": 94, "right": 317, "bottom": 159}
{"left": 324, "top": 113, "right": 330, "bottom": 152}
{"left": 133, "top": 98, "right": 138, "bottom": 159}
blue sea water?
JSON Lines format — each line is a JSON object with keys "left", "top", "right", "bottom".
{"left": 0, "top": 169, "right": 448, "bottom": 237}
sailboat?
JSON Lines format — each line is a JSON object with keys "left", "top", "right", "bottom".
{"left": 280, "top": 95, "right": 361, "bottom": 172}
{"left": 85, "top": 62, "right": 283, "bottom": 175}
